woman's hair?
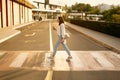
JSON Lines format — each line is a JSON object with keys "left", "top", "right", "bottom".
{"left": 58, "top": 16, "right": 64, "bottom": 25}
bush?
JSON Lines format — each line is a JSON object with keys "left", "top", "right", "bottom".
{"left": 70, "top": 19, "right": 120, "bottom": 37}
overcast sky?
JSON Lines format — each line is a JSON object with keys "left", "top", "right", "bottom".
{"left": 65, "top": 0, "right": 120, "bottom": 6}
{"left": 29, "top": 0, "right": 120, "bottom": 6}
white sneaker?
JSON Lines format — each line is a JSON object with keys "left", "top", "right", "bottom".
{"left": 66, "top": 56, "right": 72, "bottom": 62}
{"left": 48, "top": 56, "right": 54, "bottom": 59}
{"left": 68, "top": 56, "right": 72, "bottom": 59}
{"left": 48, "top": 54, "right": 54, "bottom": 60}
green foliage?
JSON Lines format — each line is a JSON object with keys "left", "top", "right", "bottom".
{"left": 112, "top": 14, "right": 120, "bottom": 23}
{"left": 89, "top": 7, "right": 101, "bottom": 14}
{"left": 102, "top": 6, "right": 120, "bottom": 23}
{"left": 70, "top": 19, "right": 120, "bottom": 37}
{"left": 62, "top": 5, "right": 72, "bottom": 13}
{"left": 66, "top": 2, "right": 120, "bottom": 23}
{"left": 71, "top": 3, "right": 92, "bottom": 12}
{"left": 62, "top": 5, "right": 68, "bottom": 11}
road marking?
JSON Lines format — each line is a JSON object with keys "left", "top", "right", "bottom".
{"left": 25, "top": 40, "right": 36, "bottom": 43}
{"left": 91, "top": 52, "right": 114, "bottom": 67}
{"left": 0, "top": 30, "right": 21, "bottom": 43}
{"left": 53, "top": 52, "right": 70, "bottom": 70}
{"left": 45, "top": 22, "right": 53, "bottom": 80}
{"left": 0, "top": 51, "right": 6, "bottom": 56}
{"left": 45, "top": 70, "right": 53, "bottom": 80}
{"left": 25, "top": 32, "right": 36, "bottom": 37}
{"left": 110, "top": 51, "right": 120, "bottom": 59}
{"left": 71, "top": 52, "right": 84, "bottom": 68}
{"left": 49, "top": 22, "right": 53, "bottom": 52}
{"left": 9, "top": 53, "right": 28, "bottom": 67}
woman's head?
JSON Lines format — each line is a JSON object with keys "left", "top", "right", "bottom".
{"left": 58, "top": 16, "right": 64, "bottom": 25}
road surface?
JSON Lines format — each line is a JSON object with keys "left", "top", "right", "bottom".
{"left": 0, "top": 20, "right": 120, "bottom": 80}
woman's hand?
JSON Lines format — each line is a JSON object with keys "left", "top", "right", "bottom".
{"left": 61, "top": 38, "right": 65, "bottom": 43}
{"left": 53, "top": 27, "right": 56, "bottom": 30}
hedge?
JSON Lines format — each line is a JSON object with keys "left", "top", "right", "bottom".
{"left": 70, "top": 19, "right": 120, "bottom": 37}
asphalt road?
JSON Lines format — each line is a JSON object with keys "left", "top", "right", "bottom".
{"left": 0, "top": 69, "right": 47, "bottom": 80}
{"left": 0, "top": 70, "right": 120, "bottom": 80}
{"left": 51, "top": 20, "right": 108, "bottom": 51}
{"left": 53, "top": 71, "right": 120, "bottom": 80}
{"left": 0, "top": 20, "right": 108, "bottom": 51}
{"left": 0, "top": 50, "right": 120, "bottom": 80}
{"left": 0, "top": 20, "right": 119, "bottom": 80}
{"left": 0, "top": 21, "right": 50, "bottom": 50}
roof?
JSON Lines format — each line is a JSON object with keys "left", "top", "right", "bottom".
{"left": 32, "top": 9, "right": 66, "bottom": 13}
{"left": 13, "top": 0, "right": 36, "bottom": 8}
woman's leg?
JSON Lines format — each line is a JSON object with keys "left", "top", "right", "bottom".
{"left": 53, "top": 36, "right": 61, "bottom": 56}
{"left": 61, "top": 43, "right": 71, "bottom": 56}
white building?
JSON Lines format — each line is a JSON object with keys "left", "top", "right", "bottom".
{"left": 0, "top": 0, "right": 35, "bottom": 28}
{"left": 68, "top": 13, "right": 103, "bottom": 21}
{"left": 32, "top": 0, "right": 65, "bottom": 20}
{"left": 86, "top": 14, "right": 103, "bottom": 21}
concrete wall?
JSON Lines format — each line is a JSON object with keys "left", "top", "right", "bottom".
{"left": 0, "top": 0, "right": 1, "bottom": 28}
{"left": 28, "top": 9, "right": 32, "bottom": 22}
{"left": 8, "top": 0, "right": 13, "bottom": 26}
{"left": 0, "top": 13, "right": 1, "bottom": 28}
{"left": 13, "top": 2, "right": 20, "bottom": 25}
{"left": 0, "top": 0, "right": 33, "bottom": 28}
{"left": 2, "top": 0, "right": 6, "bottom": 28}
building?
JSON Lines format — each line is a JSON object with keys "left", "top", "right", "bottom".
{"left": 0, "top": 0, "right": 35, "bottom": 29}
{"left": 32, "top": 0, "right": 65, "bottom": 20}
{"left": 68, "top": 13, "right": 103, "bottom": 21}
{"left": 86, "top": 14, "right": 103, "bottom": 21}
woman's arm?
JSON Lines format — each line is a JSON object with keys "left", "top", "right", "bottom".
{"left": 60, "top": 24, "right": 66, "bottom": 43}
{"left": 60, "top": 24, "right": 66, "bottom": 38}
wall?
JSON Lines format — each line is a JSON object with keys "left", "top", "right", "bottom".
{"left": 8, "top": 0, "right": 13, "bottom": 26}
{"left": 13, "top": 2, "right": 20, "bottom": 25}
{"left": 2, "top": 0, "right": 7, "bottom": 28}
{"left": 0, "top": 0, "right": 2, "bottom": 28}
{"left": 28, "top": 9, "right": 32, "bottom": 22}
{"left": 0, "top": 0, "right": 33, "bottom": 28}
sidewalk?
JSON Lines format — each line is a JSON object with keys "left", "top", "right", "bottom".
{"left": 0, "top": 21, "right": 36, "bottom": 44}
{"left": 65, "top": 22, "right": 120, "bottom": 54}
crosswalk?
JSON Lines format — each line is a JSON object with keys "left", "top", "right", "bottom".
{"left": 0, "top": 51, "right": 120, "bottom": 71}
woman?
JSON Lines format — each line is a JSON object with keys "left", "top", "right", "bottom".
{"left": 50, "top": 16, "right": 72, "bottom": 61}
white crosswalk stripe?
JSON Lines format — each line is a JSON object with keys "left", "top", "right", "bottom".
{"left": 110, "top": 51, "right": 120, "bottom": 59}
{"left": 71, "top": 52, "right": 84, "bottom": 68}
{"left": 91, "top": 52, "right": 114, "bottom": 67}
{"left": 9, "top": 53, "right": 28, "bottom": 67}
{"left": 0, "top": 51, "right": 119, "bottom": 70}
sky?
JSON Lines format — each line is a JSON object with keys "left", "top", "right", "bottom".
{"left": 29, "top": 0, "right": 120, "bottom": 6}
{"left": 65, "top": 0, "right": 120, "bottom": 6}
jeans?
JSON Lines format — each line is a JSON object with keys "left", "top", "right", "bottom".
{"left": 53, "top": 35, "right": 71, "bottom": 56}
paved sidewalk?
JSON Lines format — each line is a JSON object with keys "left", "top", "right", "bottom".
{"left": 0, "top": 21, "right": 35, "bottom": 44}
{"left": 65, "top": 22, "right": 120, "bottom": 53}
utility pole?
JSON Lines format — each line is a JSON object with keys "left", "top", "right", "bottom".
{"left": 44, "top": 0, "right": 49, "bottom": 9}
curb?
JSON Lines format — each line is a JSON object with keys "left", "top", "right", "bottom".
{"left": 13, "top": 21, "right": 37, "bottom": 29}
{"left": 0, "top": 30, "right": 21, "bottom": 43}
{"left": 65, "top": 22, "right": 120, "bottom": 54}
{"left": 0, "top": 21, "right": 37, "bottom": 44}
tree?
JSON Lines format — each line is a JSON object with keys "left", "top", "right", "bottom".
{"left": 112, "top": 14, "right": 120, "bottom": 23}
{"left": 70, "top": 3, "right": 92, "bottom": 12}
{"left": 102, "top": 6, "right": 120, "bottom": 22}
{"left": 89, "top": 6, "right": 101, "bottom": 14}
